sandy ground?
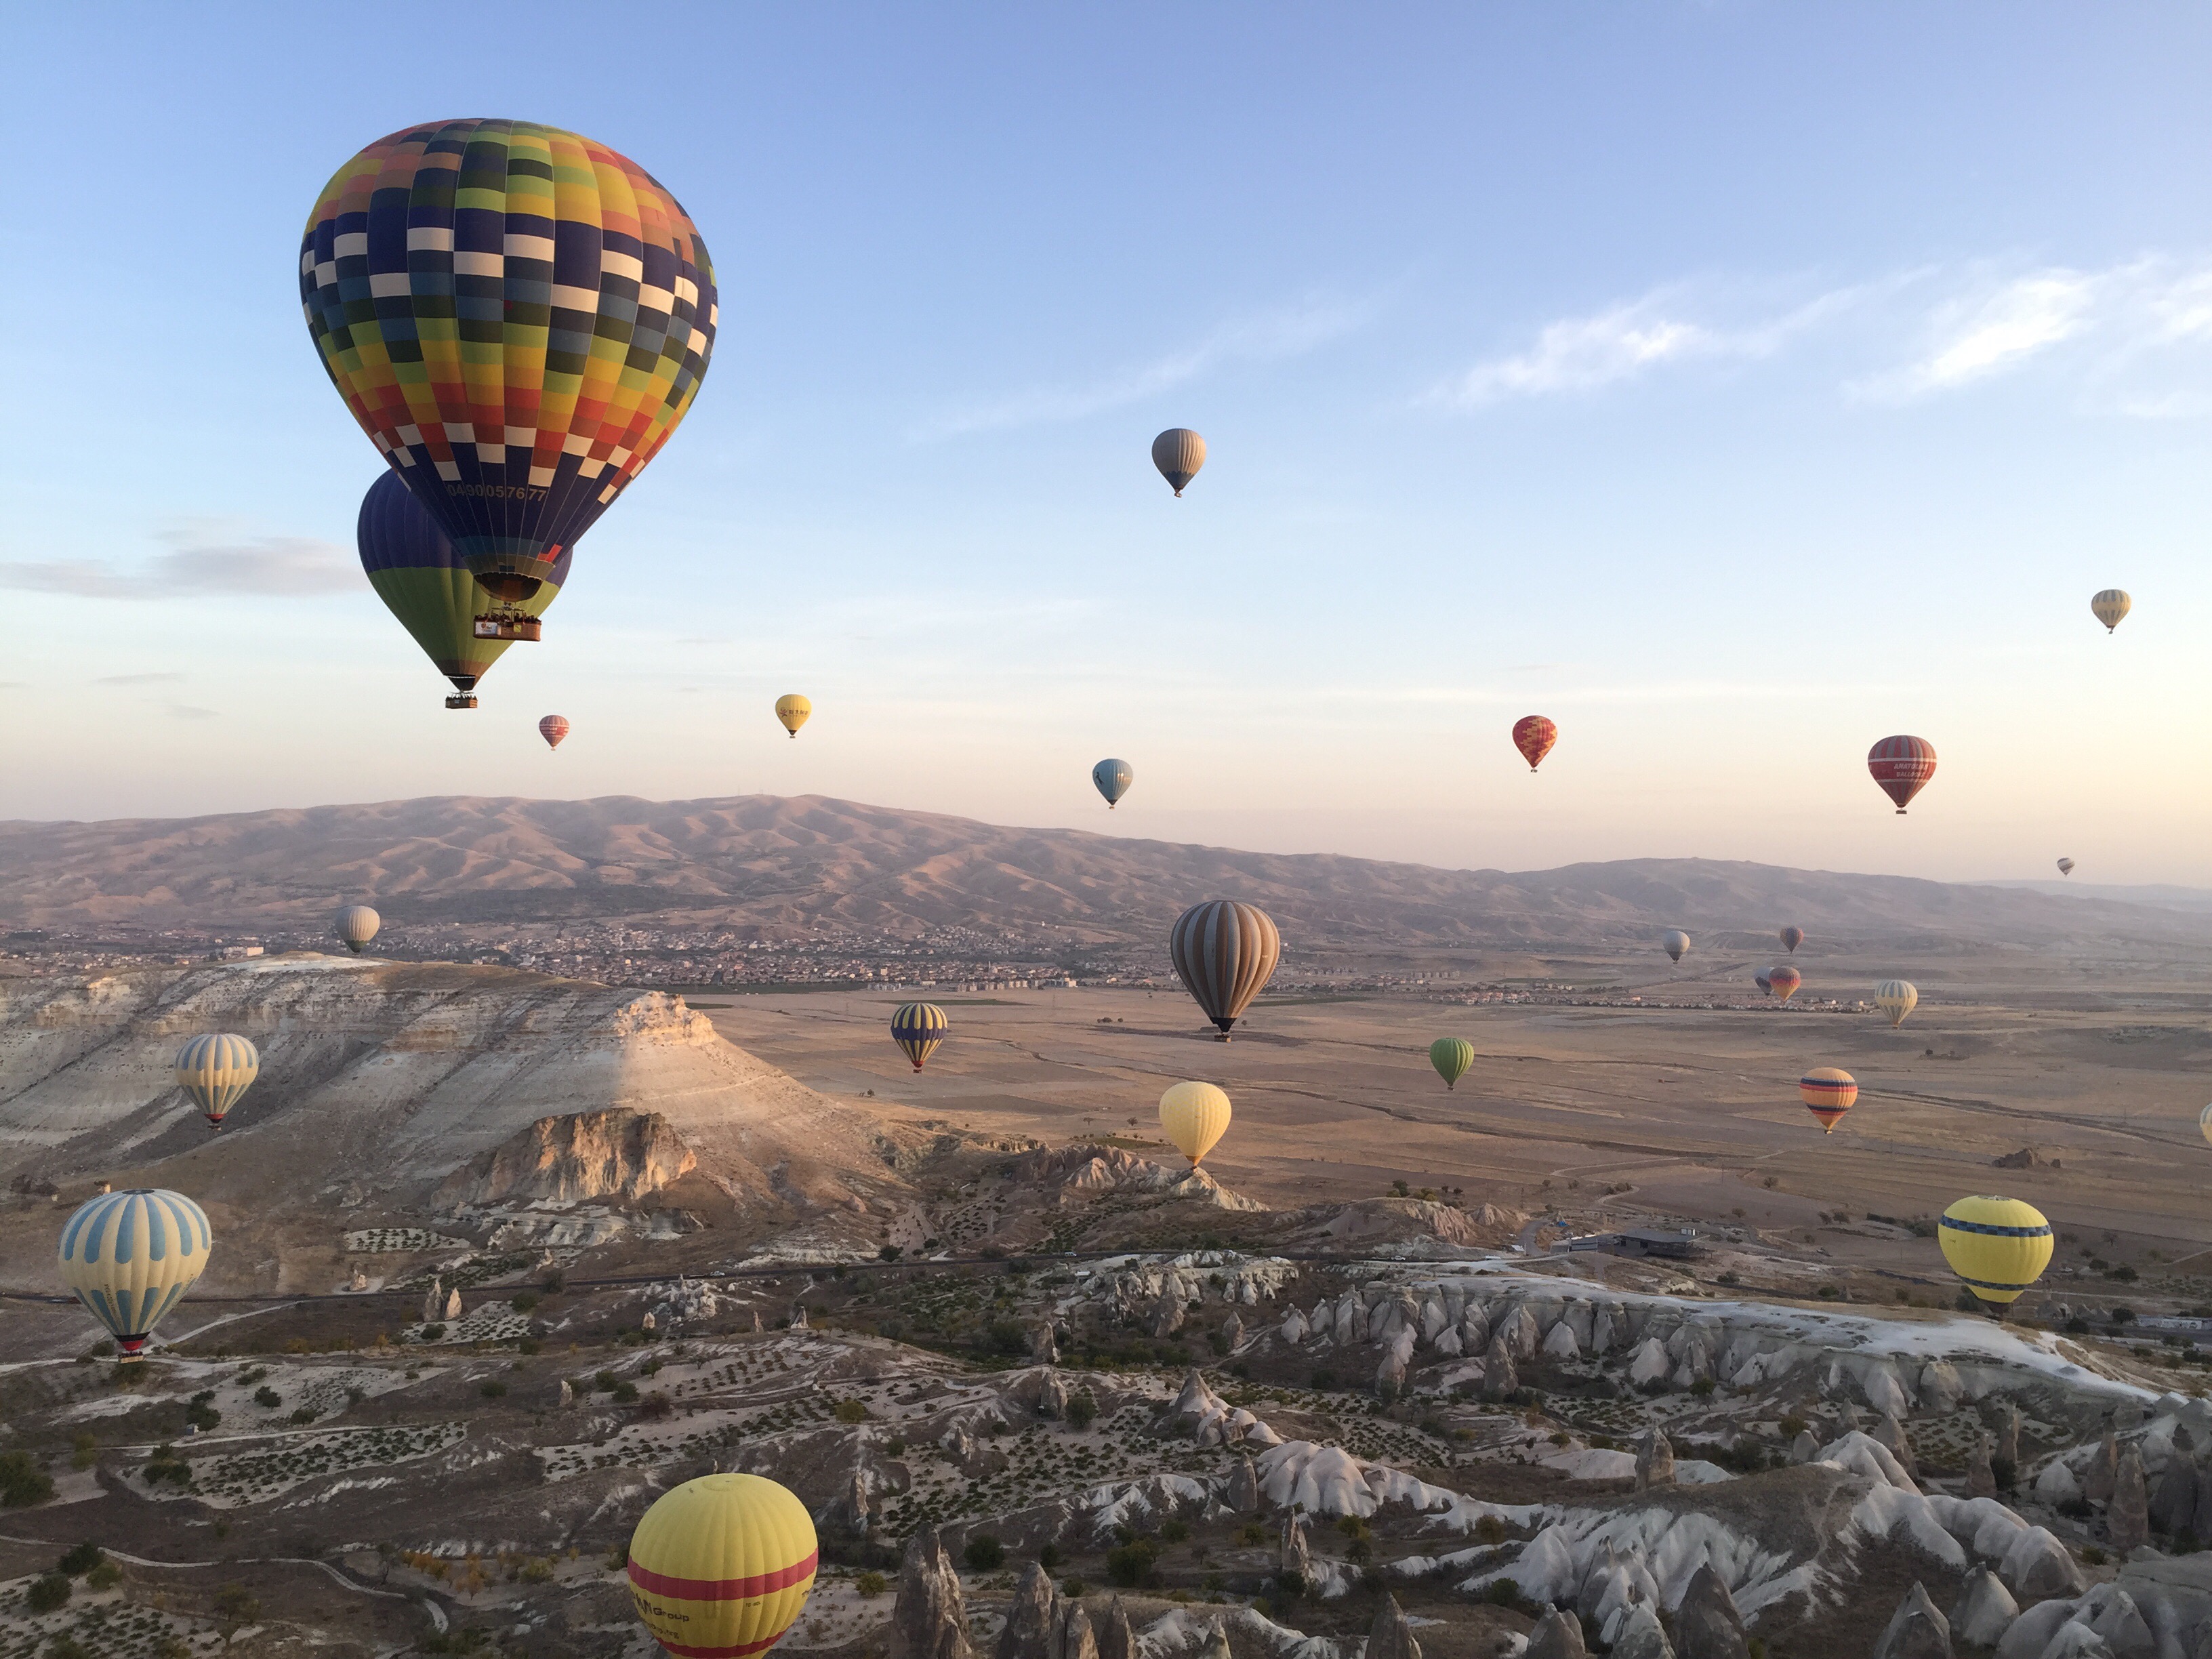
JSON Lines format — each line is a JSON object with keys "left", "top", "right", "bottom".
{"left": 685, "top": 939, "right": 2212, "bottom": 1288}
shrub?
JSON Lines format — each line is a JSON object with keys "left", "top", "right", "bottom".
{"left": 26, "top": 1574, "right": 71, "bottom": 1613}
{"left": 1038, "top": 1543, "right": 1064, "bottom": 1570}
{"left": 638, "top": 1392, "right": 673, "bottom": 1420}
{"left": 834, "top": 1400, "right": 870, "bottom": 1422}
{"left": 1690, "top": 1377, "right": 1717, "bottom": 1397}
{"left": 1473, "top": 1515, "right": 1508, "bottom": 1546}
{"left": 2113, "top": 1306, "right": 2137, "bottom": 1324}
{"left": 479, "top": 1381, "right": 507, "bottom": 1399}
{"left": 611, "top": 1382, "right": 640, "bottom": 1404}
{"left": 510, "top": 1292, "right": 540, "bottom": 1313}
{"left": 1105, "top": 1539, "right": 1158, "bottom": 1587}
{"left": 1062, "top": 1578, "right": 1088, "bottom": 1599}
{"left": 419, "top": 1324, "right": 446, "bottom": 1342}
{"left": 855, "top": 1570, "right": 889, "bottom": 1597}
{"left": 1992, "top": 1456, "right": 2018, "bottom": 1490}
{"left": 143, "top": 1446, "right": 192, "bottom": 1487}
{"left": 290, "top": 1406, "right": 319, "bottom": 1425}
{"left": 964, "top": 1535, "right": 1004, "bottom": 1571}
{"left": 1816, "top": 1286, "right": 1840, "bottom": 1302}
{"left": 85, "top": 1563, "right": 119, "bottom": 1591}
{"left": 1309, "top": 1368, "right": 1338, "bottom": 1391}
{"left": 253, "top": 1387, "right": 281, "bottom": 1408}
{"left": 1484, "top": 1578, "right": 1523, "bottom": 1609}
{"left": 2082, "top": 1544, "right": 2109, "bottom": 1565}
{"left": 59, "top": 1541, "right": 103, "bottom": 1576}
{"left": 1160, "top": 1519, "right": 1190, "bottom": 1544}
{"left": 518, "top": 1559, "right": 554, "bottom": 1584}
{"left": 1239, "top": 1523, "right": 1269, "bottom": 1546}
{"left": 213, "top": 1582, "right": 260, "bottom": 1637}
{"left": 1065, "top": 1391, "right": 1099, "bottom": 1431}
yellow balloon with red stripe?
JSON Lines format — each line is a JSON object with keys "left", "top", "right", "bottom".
{"left": 628, "top": 1474, "right": 817, "bottom": 1658}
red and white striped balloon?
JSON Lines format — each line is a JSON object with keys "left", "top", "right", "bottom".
{"left": 538, "top": 715, "right": 571, "bottom": 751}
{"left": 1866, "top": 735, "right": 1936, "bottom": 814}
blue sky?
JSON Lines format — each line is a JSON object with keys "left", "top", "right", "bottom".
{"left": 4, "top": 5, "right": 2211, "bottom": 882}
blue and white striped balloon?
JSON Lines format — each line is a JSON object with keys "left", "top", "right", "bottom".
{"left": 174, "top": 1033, "right": 259, "bottom": 1128}
{"left": 57, "top": 1189, "right": 213, "bottom": 1357}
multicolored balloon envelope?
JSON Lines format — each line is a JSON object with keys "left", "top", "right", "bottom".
{"left": 58, "top": 1188, "right": 213, "bottom": 1359}
{"left": 174, "top": 1034, "right": 259, "bottom": 1130}
{"left": 1868, "top": 735, "right": 1938, "bottom": 814}
{"left": 1780, "top": 926, "right": 1804, "bottom": 953}
{"left": 1159, "top": 1081, "right": 1232, "bottom": 1166}
{"left": 1513, "top": 716, "right": 1558, "bottom": 773}
{"left": 1767, "top": 966, "right": 1801, "bottom": 1002}
{"left": 775, "top": 695, "right": 811, "bottom": 738}
{"left": 1168, "top": 901, "right": 1282, "bottom": 1039}
{"left": 1798, "top": 1067, "right": 1858, "bottom": 1133}
{"left": 336, "top": 904, "right": 381, "bottom": 954}
{"left": 359, "top": 471, "right": 570, "bottom": 702}
{"left": 1092, "top": 758, "right": 1134, "bottom": 808}
{"left": 305, "top": 121, "right": 716, "bottom": 611}
{"left": 539, "top": 716, "right": 571, "bottom": 750}
{"left": 1875, "top": 979, "right": 1919, "bottom": 1027}
{"left": 1662, "top": 930, "right": 1689, "bottom": 964}
{"left": 1152, "top": 428, "right": 1206, "bottom": 495}
{"left": 890, "top": 1002, "right": 947, "bottom": 1071}
{"left": 1938, "top": 1195, "right": 2053, "bottom": 1308}
{"left": 628, "top": 1473, "right": 816, "bottom": 1659}
{"left": 1429, "top": 1038, "right": 1474, "bottom": 1092}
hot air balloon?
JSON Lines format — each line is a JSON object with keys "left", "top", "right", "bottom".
{"left": 1868, "top": 736, "right": 1937, "bottom": 814}
{"left": 2057, "top": 858, "right": 2074, "bottom": 878}
{"left": 336, "top": 905, "right": 381, "bottom": 954}
{"left": 305, "top": 121, "right": 716, "bottom": 645}
{"left": 628, "top": 1473, "right": 817, "bottom": 1659}
{"left": 2092, "top": 590, "right": 2131, "bottom": 633}
{"left": 1938, "top": 1195, "right": 2053, "bottom": 1311}
{"left": 1767, "top": 966, "right": 1801, "bottom": 1002}
{"left": 1875, "top": 979, "right": 1919, "bottom": 1027}
{"left": 1780, "top": 926, "right": 1804, "bottom": 954}
{"left": 1159, "top": 1081, "right": 1231, "bottom": 1166}
{"left": 357, "top": 471, "right": 572, "bottom": 708}
{"left": 1662, "top": 930, "right": 1690, "bottom": 964}
{"left": 890, "top": 1003, "right": 947, "bottom": 1072}
{"left": 1092, "top": 758, "right": 1134, "bottom": 809}
{"left": 58, "top": 1188, "right": 212, "bottom": 1359}
{"left": 539, "top": 716, "right": 571, "bottom": 751}
{"left": 1754, "top": 969, "right": 1772, "bottom": 996}
{"left": 1512, "top": 716, "right": 1558, "bottom": 773}
{"left": 2200, "top": 1102, "right": 2212, "bottom": 1147}
{"left": 173, "top": 1035, "right": 259, "bottom": 1131}
{"left": 1152, "top": 429, "right": 1206, "bottom": 496}
{"left": 1168, "top": 901, "right": 1282, "bottom": 1039}
{"left": 1799, "top": 1067, "right": 1858, "bottom": 1133}
{"left": 775, "top": 695, "right": 811, "bottom": 738}
{"left": 1429, "top": 1038, "right": 1474, "bottom": 1092}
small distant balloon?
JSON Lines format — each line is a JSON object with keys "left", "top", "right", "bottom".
{"left": 2091, "top": 590, "right": 2131, "bottom": 633}
{"left": 1799, "top": 1067, "right": 1858, "bottom": 1134}
{"left": 539, "top": 716, "right": 571, "bottom": 751}
{"left": 1868, "top": 735, "right": 1937, "bottom": 815}
{"left": 2200, "top": 1102, "right": 2212, "bottom": 1147}
{"left": 1429, "top": 1038, "right": 1474, "bottom": 1092}
{"left": 1513, "top": 716, "right": 1558, "bottom": 773}
{"left": 1152, "top": 428, "right": 1206, "bottom": 496}
{"left": 775, "top": 695, "right": 811, "bottom": 739}
{"left": 2056, "top": 857, "right": 2075, "bottom": 878}
{"left": 1780, "top": 926, "right": 1804, "bottom": 953}
{"left": 1092, "top": 758, "right": 1134, "bottom": 809}
{"left": 1754, "top": 969, "right": 1772, "bottom": 995}
{"left": 174, "top": 1034, "right": 259, "bottom": 1130}
{"left": 1939, "top": 1195, "right": 2053, "bottom": 1310}
{"left": 1662, "top": 930, "right": 1690, "bottom": 964}
{"left": 627, "top": 1473, "right": 817, "bottom": 1659}
{"left": 1159, "top": 1081, "right": 1232, "bottom": 1166}
{"left": 1767, "top": 966, "right": 1801, "bottom": 1002}
{"left": 58, "top": 1188, "right": 212, "bottom": 1360}
{"left": 336, "top": 905, "right": 380, "bottom": 954}
{"left": 1875, "top": 979, "right": 1919, "bottom": 1027}
{"left": 890, "top": 1002, "right": 947, "bottom": 1072}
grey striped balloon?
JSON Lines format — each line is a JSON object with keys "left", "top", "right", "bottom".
{"left": 1168, "top": 900, "right": 1281, "bottom": 1038}
{"left": 1151, "top": 428, "right": 1207, "bottom": 496}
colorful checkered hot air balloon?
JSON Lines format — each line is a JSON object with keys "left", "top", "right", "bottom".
{"left": 1799, "top": 1068, "right": 1858, "bottom": 1133}
{"left": 174, "top": 1034, "right": 260, "bottom": 1130}
{"left": 890, "top": 1003, "right": 947, "bottom": 1071}
{"left": 304, "top": 120, "right": 717, "bottom": 640}
{"left": 1868, "top": 735, "right": 1937, "bottom": 814}
{"left": 1513, "top": 716, "right": 1558, "bottom": 773}
{"left": 628, "top": 1474, "right": 816, "bottom": 1659}
{"left": 58, "top": 1189, "right": 213, "bottom": 1360}
{"left": 1767, "top": 966, "right": 1801, "bottom": 1002}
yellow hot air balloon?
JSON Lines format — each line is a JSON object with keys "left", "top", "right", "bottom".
{"left": 58, "top": 1188, "right": 213, "bottom": 1360}
{"left": 775, "top": 695, "right": 811, "bottom": 738}
{"left": 1875, "top": 979, "right": 1918, "bottom": 1027}
{"left": 628, "top": 1473, "right": 816, "bottom": 1659}
{"left": 2091, "top": 589, "right": 2131, "bottom": 633}
{"left": 1159, "top": 1081, "right": 1232, "bottom": 1166}
{"left": 1938, "top": 1195, "right": 2053, "bottom": 1309}
{"left": 173, "top": 1033, "right": 260, "bottom": 1130}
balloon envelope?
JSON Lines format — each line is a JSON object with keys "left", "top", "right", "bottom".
{"left": 1754, "top": 970, "right": 1771, "bottom": 994}
{"left": 2200, "top": 1103, "right": 2212, "bottom": 1147}
{"left": 1092, "top": 758, "right": 1133, "bottom": 808}
{"left": 1799, "top": 1067, "right": 1858, "bottom": 1133}
{"left": 305, "top": 121, "right": 717, "bottom": 596}
{"left": 336, "top": 905, "right": 381, "bottom": 954}
{"left": 58, "top": 1188, "right": 212, "bottom": 1356}
{"left": 1662, "top": 930, "right": 1690, "bottom": 963}
{"left": 2057, "top": 858, "right": 2074, "bottom": 876}
{"left": 539, "top": 716, "right": 571, "bottom": 750}
{"left": 1868, "top": 735, "right": 1938, "bottom": 814}
{"left": 1875, "top": 979, "right": 1919, "bottom": 1027}
{"left": 1429, "top": 1038, "right": 1474, "bottom": 1091}
{"left": 1152, "top": 428, "right": 1206, "bottom": 495}
{"left": 174, "top": 1034, "right": 259, "bottom": 1130}
{"left": 1512, "top": 715, "right": 1558, "bottom": 772}
{"left": 775, "top": 694, "right": 811, "bottom": 737}
{"left": 1939, "top": 1195, "right": 2053, "bottom": 1307}
{"left": 1168, "top": 901, "right": 1282, "bottom": 1037}
{"left": 2092, "top": 589, "right": 2131, "bottom": 632}
{"left": 890, "top": 1003, "right": 947, "bottom": 1072}
{"left": 358, "top": 471, "right": 570, "bottom": 695}
{"left": 1780, "top": 926, "right": 1804, "bottom": 953}
{"left": 1767, "top": 966, "right": 1801, "bottom": 1002}
{"left": 628, "top": 1473, "right": 816, "bottom": 1659}
{"left": 1159, "top": 1081, "right": 1232, "bottom": 1165}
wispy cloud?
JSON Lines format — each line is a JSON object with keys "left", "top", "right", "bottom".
{"left": 918, "top": 296, "right": 1368, "bottom": 438}
{"left": 1853, "top": 270, "right": 2096, "bottom": 399}
{"left": 94, "top": 672, "right": 185, "bottom": 685}
{"left": 0, "top": 527, "right": 358, "bottom": 599}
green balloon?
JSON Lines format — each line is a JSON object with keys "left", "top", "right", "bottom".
{"left": 1429, "top": 1038, "right": 1474, "bottom": 1092}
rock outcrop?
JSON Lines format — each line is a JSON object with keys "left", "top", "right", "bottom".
{"left": 1095, "top": 1600, "right": 1135, "bottom": 1659}
{"left": 1613, "top": 1605, "right": 1675, "bottom": 1659}
{"left": 1636, "top": 1429, "right": 1676, "bottom": 1490}
{"left": 888, "top": 1533, "right": 973, "bottom": 1659}
{"left": 1951, "top": 1568, "right": 2019, "bottom": 1648}
{"left": 435, "top": 1107, "right": 696, "bottom": 1207}
{"left": 996, "top": 1564, "right": 1057, "bottom": 1659}
{"left": 1525, "top": 1608, "right": 1589, "bottom": 1659}
{"left": 2112, "top": 1448, "right": 2152, "bottom": 1556}
{"left": 1367, "top": 1594, "right": 1422, "bottom": 1659}
{"left": 1875, "top": 1582, "right": 1952, "bottom": 1659}
{"left": 1674, "top": 1564, "right": 1748, "bottom": 1659}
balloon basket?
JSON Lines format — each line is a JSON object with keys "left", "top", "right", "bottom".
{"left": 445, "top": 695, "right": 480, "bottom": 710}
{"left": 472, "top": 613, "right": 541, "bottom": 642}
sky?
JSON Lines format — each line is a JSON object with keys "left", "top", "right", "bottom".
{"left": 3, "top": 5, "right": 2211, "bottom": 883}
